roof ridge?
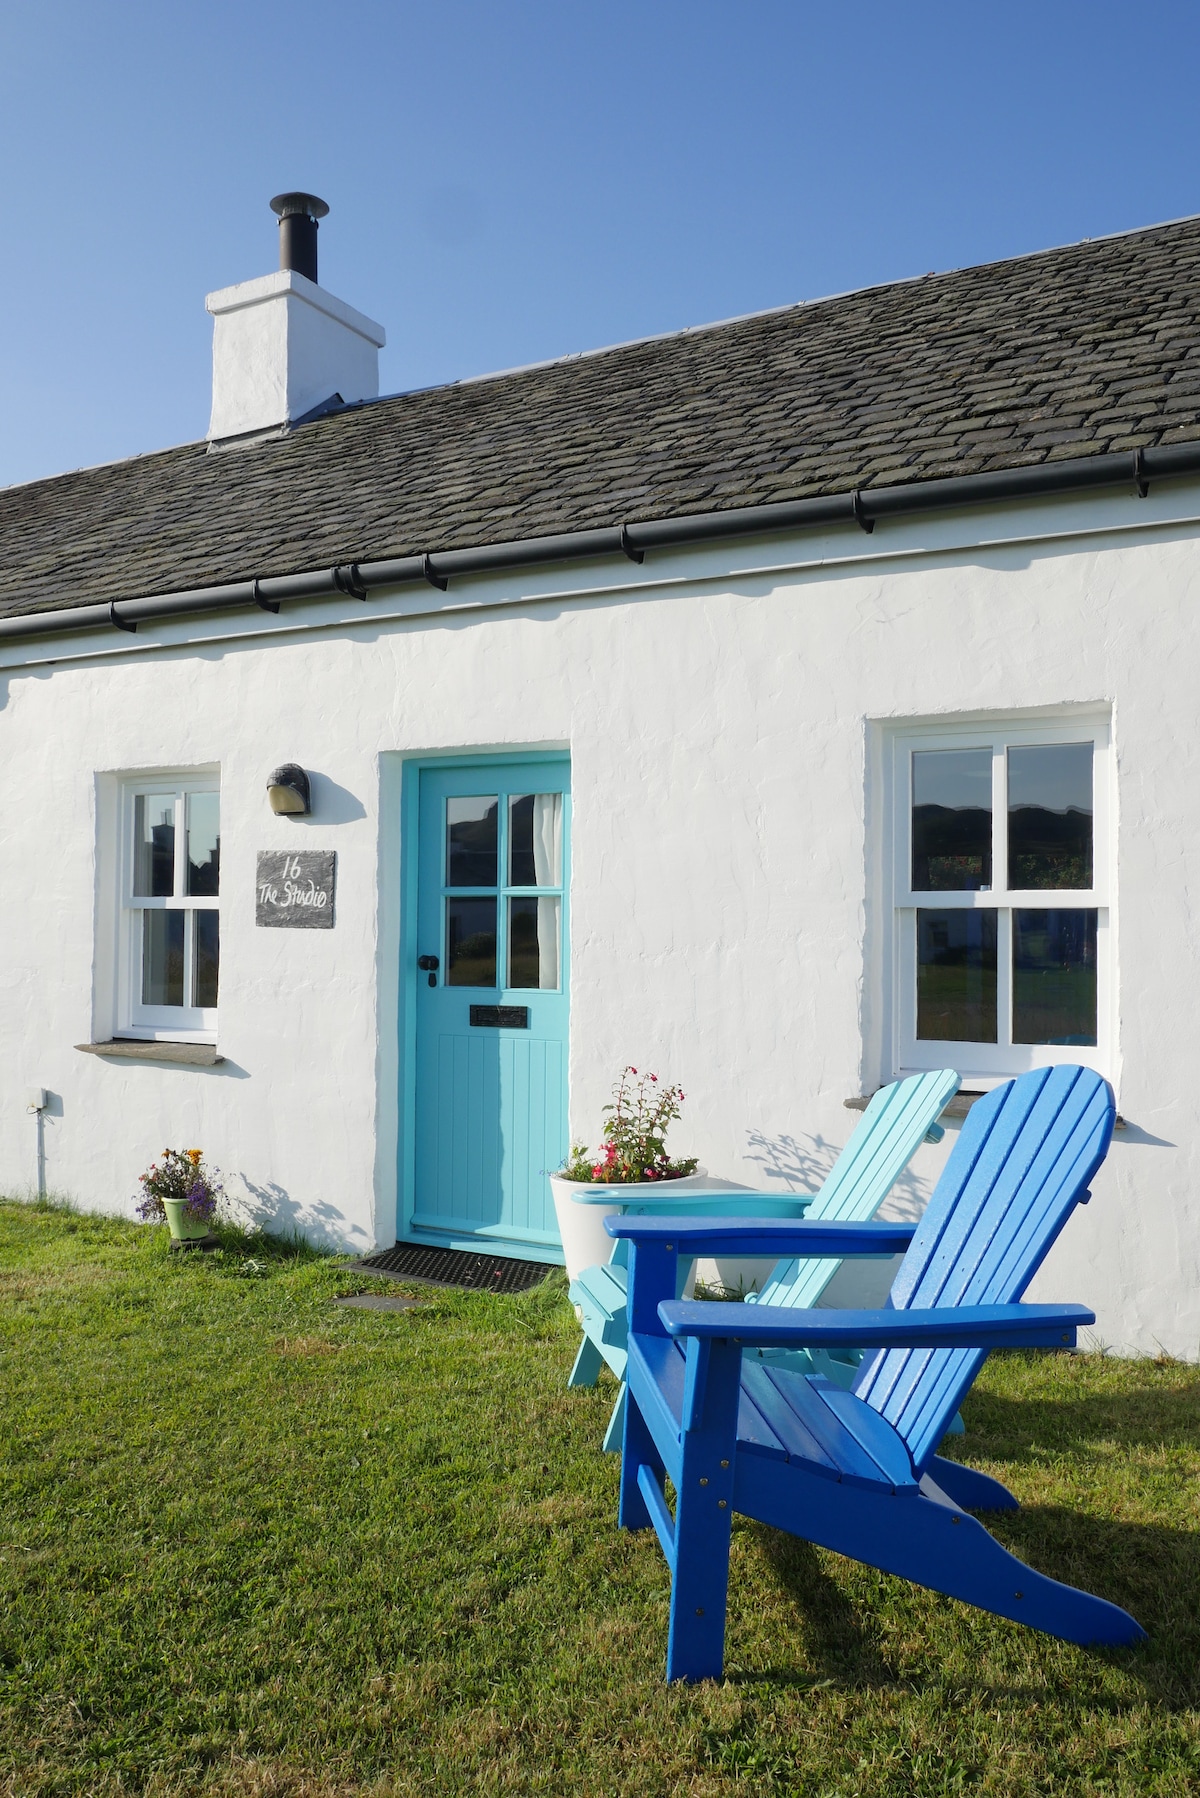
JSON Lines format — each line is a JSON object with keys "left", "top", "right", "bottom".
{"left": 386, "top": 209, "right": 1200, "bottom": 402}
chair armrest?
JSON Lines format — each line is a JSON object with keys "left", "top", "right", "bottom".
{"left": 656, "top": 1298, "right": 1095, "bottom": 1351}
{"left": 569, "top": 1187, "right": 813, "bottom": 1213}
{"left": 605, "top": 1215, "right": 918, "bottom": 1257}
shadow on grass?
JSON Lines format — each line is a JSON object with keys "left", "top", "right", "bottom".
{"left": 954, "top": 1379, "right": 1200, "bottom": 1459}
{"left": 749, "top": 1528, "right": 906, "bottom": 1690}
{"left": 742, "top": 1496, "right": 1200, "bottom": 1710}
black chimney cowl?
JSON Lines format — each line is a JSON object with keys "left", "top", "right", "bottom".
{"left": 269, "top": 192, "right": 329, "bottom": 284}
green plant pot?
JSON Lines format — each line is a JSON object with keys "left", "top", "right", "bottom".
{"left": 161, "top": 1197, "right": 210, "bottom": 1242}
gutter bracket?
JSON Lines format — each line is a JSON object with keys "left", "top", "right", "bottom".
{"left": 1132, "top": 448, "right": 1149, "bottom": 498}
{"left": 109, "top": 602, "right": 137, "bottom": 634}
{"left": 618, "top": 524, "right": 645, "bottom": 564}
{"left": 851, "top": 490, "right": 875, "bottom": 534}
{"left": 332, "top": 564, "right": 368, "bottom": 601}
{"left": 252, "top": 579, "right": 280, "bottom": 615}
{"left": 422, "top": 554, "right": 449, "bottom": 592}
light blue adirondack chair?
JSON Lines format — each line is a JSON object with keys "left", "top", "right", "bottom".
{"left": 568, "top": 1069, "right": 960, "bottom": 1449}
{"left": 609, "top": 1065, "right": 1145, "bottom": 1683}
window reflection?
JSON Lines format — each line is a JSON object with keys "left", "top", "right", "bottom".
{"left": 1013, "top": 909, "right": 1097, "bottom": 1044}
{"left": 912, "top": 750, "right": 992, "bottom": 891}
{"left": 186, "top": 792, "right": 221, "bottom": 897}
{"left": 194, "top": 912, "right": 220, "bottom": 1009}
{"left": 142, "top": 911, "right": 185, "bottom": 1007}
{"left": 446, "top": 797, "right": 498, "bottom": 886}
{"left": 446, "top": 897, "right": 497, "bottom": 986}
{"left": 509, "top": 794, "right": 562, "bottom": 887}
{"left": 916, "top": 908, "right": 998, "bottom": 1042}
{"left": 508, "top": 896, "right": 561, "bottom": 989}
{"left": 1008, "top": 744, "right": 1092, "bottom": 890}
{"left": 134, "top": 795, "right": 175, "bottom": 897}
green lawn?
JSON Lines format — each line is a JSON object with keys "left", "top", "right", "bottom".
{"left": 2, "top": 1201, "right": 1199, "bottom": 1797}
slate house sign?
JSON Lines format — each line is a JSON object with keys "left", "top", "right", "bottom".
{"left": 256, "top": 851, "right": 336, "bottom": 928}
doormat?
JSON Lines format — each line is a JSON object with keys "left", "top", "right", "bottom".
{"left": 344, "top": 1243, "right": 555, "bottom": 1294}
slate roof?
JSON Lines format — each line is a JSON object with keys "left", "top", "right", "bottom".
{"left": 5, "top": 214, "right": 1200, "bottom": 620}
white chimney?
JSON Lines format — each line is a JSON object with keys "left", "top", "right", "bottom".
{"left": 205, "top": 193, "right": 386, "bottom": 443}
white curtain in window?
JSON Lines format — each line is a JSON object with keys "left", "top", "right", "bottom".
{"left": 532, "top": 793, "right": 562, "bottom": 989}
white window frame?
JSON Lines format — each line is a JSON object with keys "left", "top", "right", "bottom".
{"left": 885, "top": 713, "right": 1113, "bottom": 1084}
{"left": 117, "top": 771, "right": 220, "bottom": 1042}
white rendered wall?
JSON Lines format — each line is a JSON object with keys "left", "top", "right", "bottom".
{"left": 0, "top": 485, "right": 1198, "bottom": 1353}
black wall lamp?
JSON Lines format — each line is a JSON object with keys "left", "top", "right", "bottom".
{"left": 267, "top": 764, "right": 311, "bottom": 816}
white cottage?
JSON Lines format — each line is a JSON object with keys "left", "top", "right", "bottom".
{"left": 3, "top": 195, "right": 1199, "bottom": 1354}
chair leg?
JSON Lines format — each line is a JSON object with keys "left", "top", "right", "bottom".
{"left": 665, "top": 1481, "right": 734, "bottom": 1683}
{"left": 924, "top": 1456, "right": 1018, "bottom": 1513}
{"left": 602, "top": 1383, "right": 626, "bottom": 1453}
{"left": 567, "top": 1334, "right": 605, "bottom": 1389}
{"left": 663, "top": 1337, "right": 742, "bottom": 1682}
{"left": 775, "top": 1470, "right": 1145, "bottom": 1648}
{"left": 912, "top": 1503, "right": 1146, "bottom": 1646}
{"left": 618, "top": 1388, "right": 664, "bottom": 1533}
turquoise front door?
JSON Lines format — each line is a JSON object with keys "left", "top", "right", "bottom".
{"left": 410, "top": 759, "right": 570, "bottom": 1258}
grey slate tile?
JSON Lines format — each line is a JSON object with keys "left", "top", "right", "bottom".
{"left": 6, "top": 216, "right": 1200, "bottom": 617}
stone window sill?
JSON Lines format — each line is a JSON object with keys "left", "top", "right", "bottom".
{"left": 75, "top": 1040, "right": 224, "bottom": 1067}
{"left": 846, "top": 1089, "right": 1125, "bottom": 1128}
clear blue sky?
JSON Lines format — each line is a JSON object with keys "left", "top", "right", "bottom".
{"left": 4, "top": 0, "right": 1200, "bottom": 490}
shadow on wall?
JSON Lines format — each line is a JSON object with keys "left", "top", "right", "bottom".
{"left": 743, "top": 1127, "right": 929, "bottom": 1222}
{"left": 221, "top": 1174, "right": 370, "bottom": 1251}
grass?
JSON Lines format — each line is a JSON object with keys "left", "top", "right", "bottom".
{"left": 1, "top": 1201, "right": 1199, "bottom": 1796}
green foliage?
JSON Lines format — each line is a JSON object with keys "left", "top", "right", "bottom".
{"left": 1, "top": 1199, "right": 1199, "bottom": 1796}
{"left": 135, "top": 1149, "right": 222, "bottom": 1227}
{"left": 559, "top": 1066, "right": 699, "bottom": 1184}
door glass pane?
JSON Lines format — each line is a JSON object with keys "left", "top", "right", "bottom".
{"left": 1013, "top": 909, "right": 1097, "bottom": 1044}
{"left": 912, "top": 749, "right": 992, "bottom": 891}
{"left": 916, "top": 908, "right": 998, "bottom": 1041}
{"left": 142, "top": 910, "right": 185, "bottom": 1007}
{"left": 509, "top": 793, "right": 563, "bottom": 886}
{"left": 508, "top": 896, "right": 561, "bottom": 989}
{"left": 446, "top": 897, "right": 497, "bottom": 986}
{"left": 133, "top": 795, "right": 176, "bottom": 897}
{"left": 446, "top": 797, "right": 498, "bottom": 886}
{"left": 1008, "top": 744, "right": 1093, "bottom": 890}
{"left": 186, "top": 792, "right": 221, "bottom": 896}
{"left": 194, "top": 911, "right": 220, "bottom": 1009}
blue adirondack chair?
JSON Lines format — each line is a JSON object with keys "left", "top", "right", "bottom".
{"left": 608, "top": 1065, "right": 1145, "bottom": 1683}
{"left": 568, "top": 1070, "right": 960, "bottom": 1450}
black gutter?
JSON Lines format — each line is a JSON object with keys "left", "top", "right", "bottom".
{"left": 4, "top": 440, "right": 1200, "bottom": 646}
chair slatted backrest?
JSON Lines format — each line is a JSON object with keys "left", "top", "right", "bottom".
{"left": 752, "top": 1069, "right": 960, "bottom": 1311}
{"left": 854, "top": 1065, "right": 1115, "bottom": 1475}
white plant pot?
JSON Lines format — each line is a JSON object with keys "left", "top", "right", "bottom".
{"left": 548, "top": 1172, "right": 712, "bottom": 1285}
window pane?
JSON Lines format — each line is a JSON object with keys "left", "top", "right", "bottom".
{"left": 508, "top": 896, "right": 561, "bottom": 990}
{"left": 194, "top": 911, "right": 219, "bottom": 1009}
{"left": 1013, "top": 909, "right": 1097, "bottom": 1045}
{"left": 446, "top": 897, "right": 497, "bottom": 987}
{"left": 446, "top": 797, "right": 498, "bottom": 886}
{"left": 1008, "top": 744, "right": 1093, "bottom": 890}
{"left": 142, "top": 910, "right": 185, "bottom": 1007}
{"left": 133, "top": 795, "right": 175, "bottom": 897}
{"left": 509, "top": 793, "right": 563, "bottom": 886}
{"left": 912, "top": 749, "right": 992, "bottom": 891}
{"left": 186, "top": 792, "right": 221, "bottom": 896}
{"left": 917, "top": 908, "right": 998, "bottom": 1042}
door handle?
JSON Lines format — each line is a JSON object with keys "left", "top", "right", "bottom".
{"left": 418, "top": 954, "right": 440, "bottom": 987}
